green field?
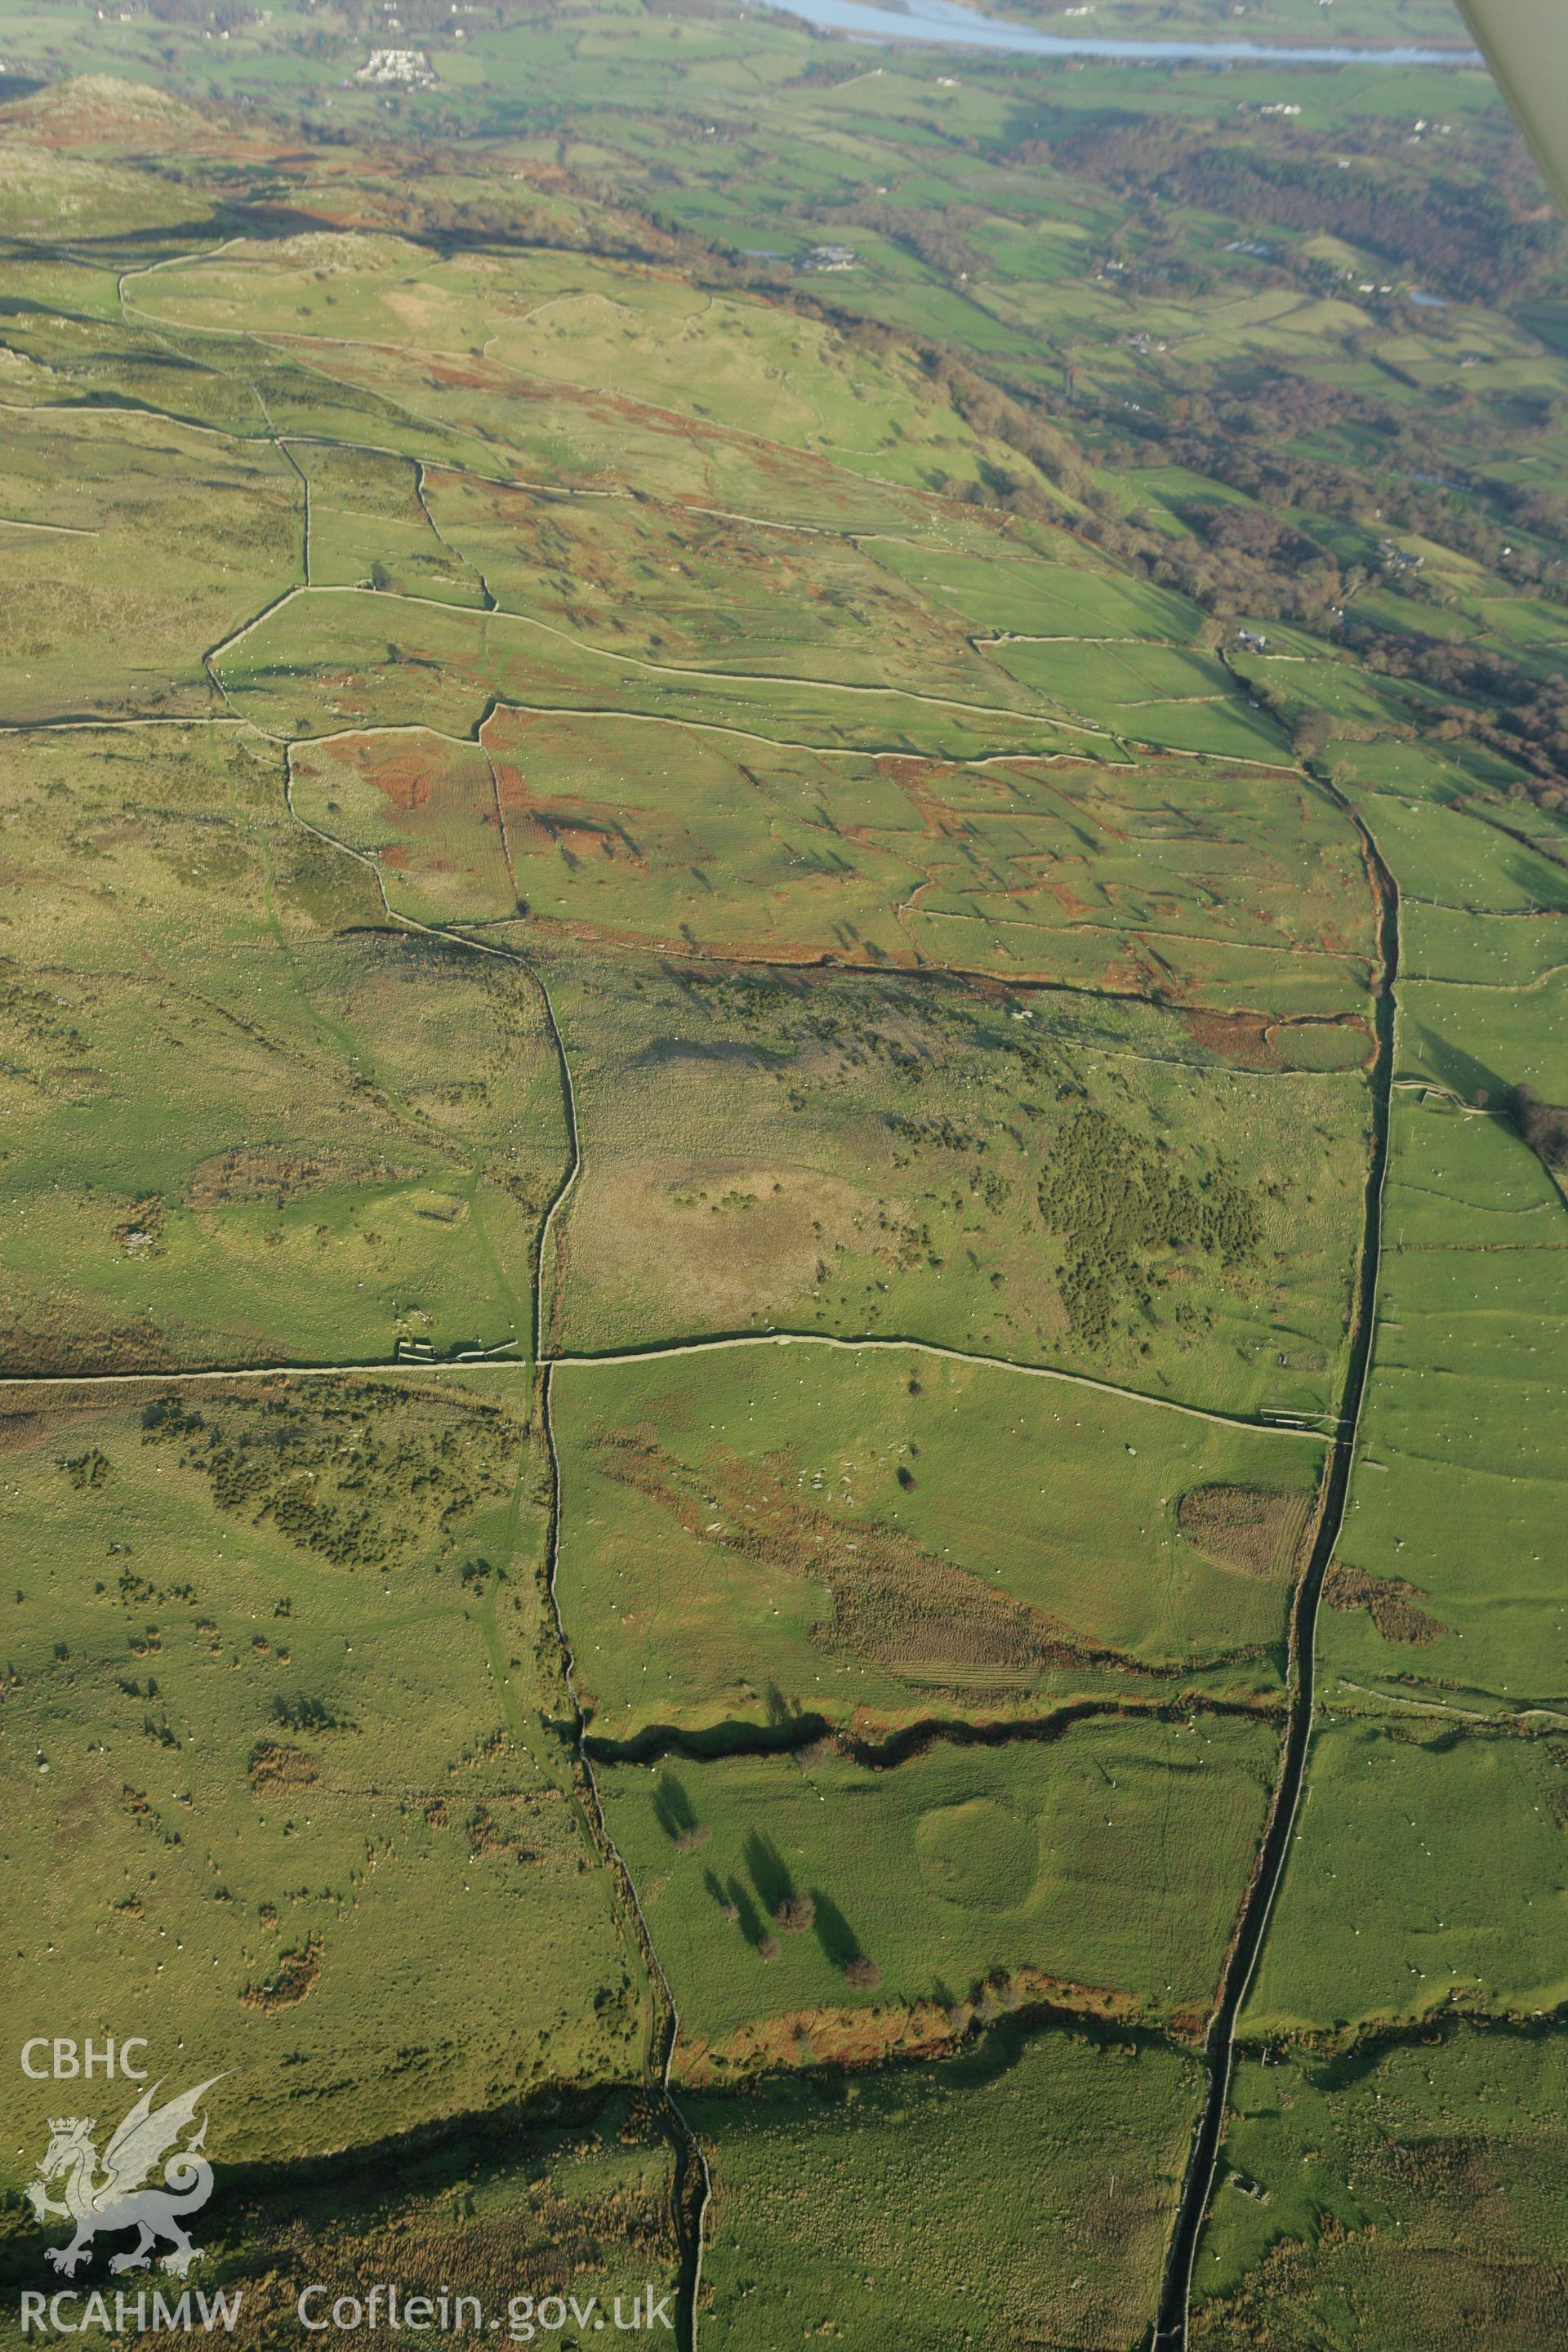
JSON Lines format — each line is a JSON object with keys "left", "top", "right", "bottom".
{"left": 0, "top": 2, "right": 1564, "bottom": 2341}
{"left": 552, "top": 1341, "right": 1323, "bottom": 1737}
{"left": 539, "top": 948, "right": 1370, "bottom": 1415}
{"left": 690, "top": 2029, "right": 1203, "bottom": 2351}
{"left": 603, "top": 1716, "right": 1278, "bottom": 2056}
{"left": 1192, "top": 2030, "right": 1568, "bottom": 2350}
{"left": 0, "top": 408, "right": 300, "bottom": 724}
{"left": 1243, "top": 1717, "right": 1568, "bottom": 2037}
{"left": 0, "top": 727, "right": 563, "bottom": 1373}
{"left": 0, "top": 1372, "right": 652, "bottom": 2175}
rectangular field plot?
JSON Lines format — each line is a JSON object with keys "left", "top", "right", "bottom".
{"left": 897, "top": 754, "right": 1377, "bottom": 1008}
{"left": 1243, "top": 1719, "right": 1568, "bottom": 2038}
{"left": 299, "top": 443, "right": 489, "bottom": 608}
{"left": 599, "top": 1713, "right": 1277, "bottom": 2051}
{"left": 290, "top": 731, "right": 518, "bottom": 925}
{"left": 1401, "top": 969, "right": 1568, "bottom": 1107}
{"left": 866, "top": 541, "right": 1202, "bottom": 642}
{"left": 989, "top": 639, "right": 1291, "bottom": 760}
{"left": 307, "top": 512, "right": 489, "bottom": 609}
{"left": 214, "top": 594, "right": 1067, "bottom": 763}
{"left": 1381, "top": 1090, "right": 1562, "bottom": 1247}
{"left": 1405, "top": 901, "right": 1568, "bottom": 990}
{"left": 1361, "top": 790, "right": 1568, "bottom": 918}
{"left": 1329, "top": 1089, "right": 1568, "bottom": 1710}
{"left": 0, "top": 408, "right": 300, "bottom": 724}
{"left": 692, "top": 2028, "right": 1202, "bottom": 2352}
{"left": 421, "top": 470, "right": 1021, "bottom": 700}
{"left": 0, "top": 728, "right": 561, "bottom": 1373}
{"left": 544, "top": 954, "right": 1369, "bottom": 1419}
{"left": 1329, "top": 1236, "right": 1568, "bottom": 1708}
{"left": 551, "top": 1342, "right": 1321, "bottom": 1739}
{"left": 291, "top": 707, "right": 1376, "bottom": 1030}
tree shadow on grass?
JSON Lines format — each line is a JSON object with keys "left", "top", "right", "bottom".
{"left": 702, "top": 1863, "right": 768, "bottom": 1949}
{"left": 810, "top": 1890, "right": 863, "bottom": 1971}
{"left": 763, "top": 1683, "right": 810, "bottom": 1732}
{"left": 743, "top": 1829, "right": 796, "bottom": 1915}
{"left": 1404, "top": 1021, "right": 1509, "bottom": 1111}
{"left": 725, "top": 1877, "right": 766, "bottom": 1949}
{"left": 653, "top": 1770, "right": 697, "bottom": 1842}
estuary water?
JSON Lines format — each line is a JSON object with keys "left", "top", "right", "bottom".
{"left": 744, "top": 0, "right": 1480, "bottom": 66}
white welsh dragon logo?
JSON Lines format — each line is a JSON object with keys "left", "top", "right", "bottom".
{"left": 26, "top": 2078, "right": 224, "bottom": 2278}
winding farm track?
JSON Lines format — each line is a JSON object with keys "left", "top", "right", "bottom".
{"left": 0, "top": 1330, "right": 1336, "bottom": 1440}
{"left": 553, "top": 1329, "right": 1336, "bottom": 1437}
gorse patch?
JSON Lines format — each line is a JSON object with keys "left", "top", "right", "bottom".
{"left": 140, "top": 1382, "right": 515, "bottom": 1570}
{"left": 1038, "top": 1110, "right": 1261, "bottom": 1348}
{"left": 57, "top": 1447, "right": 112, "bottom": 1490}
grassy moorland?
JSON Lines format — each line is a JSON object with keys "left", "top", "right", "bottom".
{"left": 0, "top": 1371, "right": 651, "bottom": 2180}
{"left": 0, "top": 726, "right": 564, "bottom": 1372}
{"left": 1192, "top": 2030, "right": 1568, "bottom": 2350}
{"left": 196, "top": 2105, "right": 681, "bottom": 2352}
{"left": 0, "top": 2, "right": 1564, "bottom": 2342}
{"left": 537, "top": 947, "right": 1370, "bottom": 1413}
